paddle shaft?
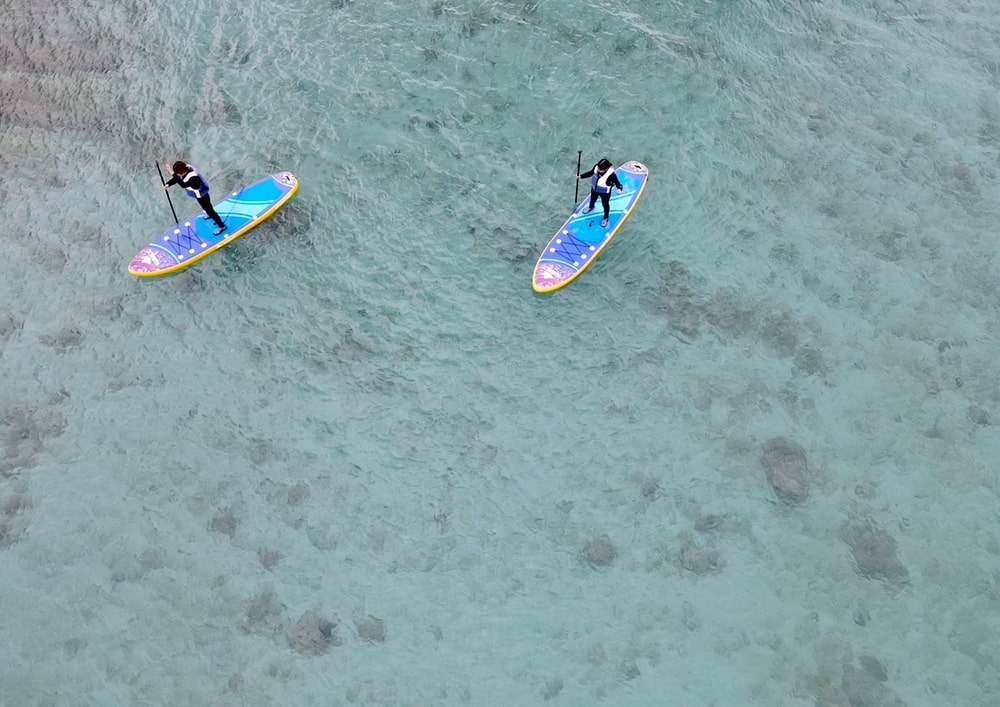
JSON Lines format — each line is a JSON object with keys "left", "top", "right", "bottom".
{"left": 574, "top": 150, "right": 582, "bottom": 208}
{"left": 156, "top": 162, "right": 180, "bottom": 224}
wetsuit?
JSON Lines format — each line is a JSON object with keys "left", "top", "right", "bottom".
{"left": 580, "top": 163, "right": 624, "bottom": 220}
{"left": 166, "top": 165, "right": 225, "bottom": 230}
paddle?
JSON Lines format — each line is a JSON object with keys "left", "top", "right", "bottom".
{"left": 156, "top": 162, "right": 179, "bottom": 225}
{"left": 574, "top": 150, "right": 582, "bottom": 211}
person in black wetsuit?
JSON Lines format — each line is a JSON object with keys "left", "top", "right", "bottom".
{"left": 163, "top": 161, "right": 226, "bottom": 235}
{"left": 577, "top": 157, "right": 624, "bottom": 227}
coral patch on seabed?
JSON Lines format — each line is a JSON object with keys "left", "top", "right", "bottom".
{"left": 288, "top": 611, "right": 340, "bottom": 656}
{"left": 581, "top": 534, "right": 617, "bottom": 567}
{"left": 0, "top": 493, "right": 33, "bottom": 547}
{"left": 239, "top": 591, "right": 285, "bottom": 638}
{"left": 842, "top": 520, "right": 909, "bottom": 586}
{"left": 0, "top": 402, "right": 68, "bottom": 476}
{"left": 677, "top": 533, "right": 720, "bottom": 575}
{"left": 799, "top": 655, "right": 906, "bottom": 706}
{"left": 0, "top": 313, "right": 24, "bottom": 338}
{"left": 760, "top": 436, "right": 810, "bottom": 504}
{"left": 355, "top": 615, "right": 386, "bottom": 643}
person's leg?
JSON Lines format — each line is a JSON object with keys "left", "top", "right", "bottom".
{"left": 583, "top": 190, "right": 598, "bottom": 213}
{"left": 599, "top": 192, "right": 611, "bottom": 225}
{"left": 197, "top": 195, "right": 225, "bottom": 229}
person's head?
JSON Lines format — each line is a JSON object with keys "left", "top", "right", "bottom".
{"left": 597, "top": 158, "right": 612, "bottom": 173}
{"left": 172, "top": 161, "right": 191, "bottom": 175}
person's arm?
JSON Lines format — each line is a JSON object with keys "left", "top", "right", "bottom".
{"left": 610, "top": 173, "right": 624, "bottom": 192}
{"left": 578, "top": 168, "right": 595, "bottom": 179}
{"left": 163, "top": 163, "right": 178, "bottom": 189}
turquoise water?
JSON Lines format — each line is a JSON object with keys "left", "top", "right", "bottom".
{"left": 3, "top": 0, "right": 1000, "bottom": 704}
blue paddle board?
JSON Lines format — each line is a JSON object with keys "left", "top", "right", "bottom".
{"left": 532, "top": 160, "right": 649, "bottom": 293}
{"left": 128, "top": 171, "right": 299, "bottom": 277}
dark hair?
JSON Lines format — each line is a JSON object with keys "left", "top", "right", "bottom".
{"left": 597, "top": 158, "right": 613, "bottom": 171}
{"left": 172, "top": 161, "right": 190, "bottom": 175}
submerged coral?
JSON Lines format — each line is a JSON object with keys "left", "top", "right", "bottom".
{"left": 760, "top": 436, "right": 810, "bottom": 504}
{"left": 0, "top": 493, "right": 33, "bottom": 547}
{"left": 288, "top": 611, "right": 339, "bottom": 656}
{"left": 355, "top": 615, "right": 386, "bottom": 643}
{"left": 581, "top": 535, "right": 617, "bottom": 567}
{"left": 842, "top": 520, "right": 909, "bottom": 585}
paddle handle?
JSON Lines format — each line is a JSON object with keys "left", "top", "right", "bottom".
{"left": 156, "top": 162, "right": 180, "bottom": 225}
{"left": 574, "top": 150, "right": 582, "bottom": 209}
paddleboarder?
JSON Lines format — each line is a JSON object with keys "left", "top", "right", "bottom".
{"left": 162, "top": 161, "right": 226, "bottom": 235}
{"left": 578, "top": 157, "right": 623, "bottom": 227}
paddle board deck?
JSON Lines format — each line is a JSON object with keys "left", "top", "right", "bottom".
{"left": 128, "top": 171, "right": 299, "bottom": 277}
{"left": 532, "top": 160, "right": 649, "bottom": 293}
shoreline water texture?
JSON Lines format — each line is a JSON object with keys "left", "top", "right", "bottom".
{"left": 2, "top": 1, "right": 1000, "bottom": 705}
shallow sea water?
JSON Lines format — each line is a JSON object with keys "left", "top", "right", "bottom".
{"left": 2, "top": 0, "right": 1000, "bottom": 704}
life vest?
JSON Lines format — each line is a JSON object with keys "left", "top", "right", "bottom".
{"left": 177, "top": 165, "right": 210, "bottom": 199}
{"left": 591, "top": 164, "right": 616, "bottom": 193}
